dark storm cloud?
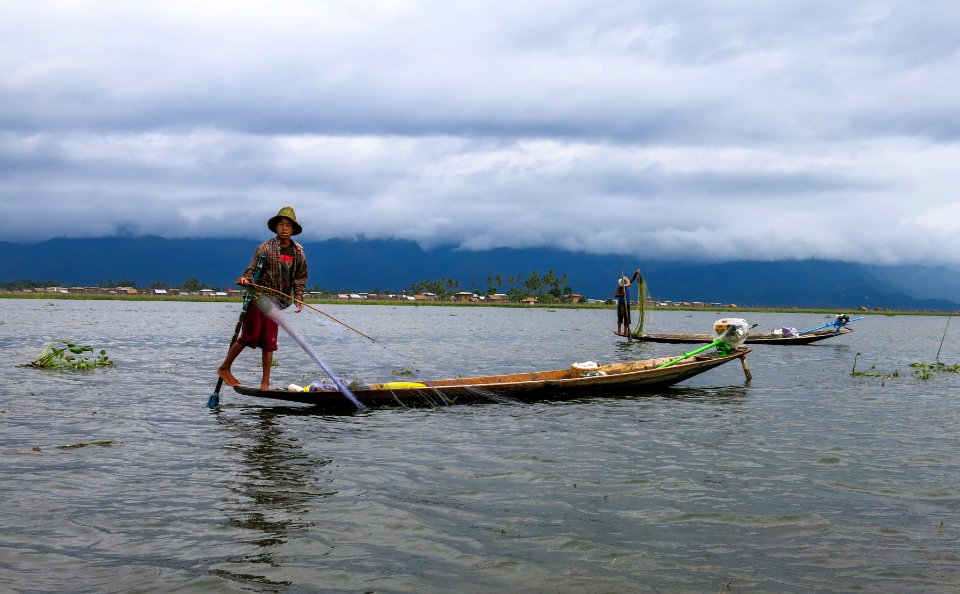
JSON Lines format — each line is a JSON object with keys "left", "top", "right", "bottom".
{"left": 1, "top": 1, "right": 959, "bottom": 265}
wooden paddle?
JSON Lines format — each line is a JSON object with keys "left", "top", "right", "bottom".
{"left": 207, "top": 255, "right": 265, "bottom": 408}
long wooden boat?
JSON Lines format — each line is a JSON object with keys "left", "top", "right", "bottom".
{"left": 637, "top": 327, "right": 854, "bottom": 345}
{"left": 231, "top": 348, "right": 751, "bottom": 409}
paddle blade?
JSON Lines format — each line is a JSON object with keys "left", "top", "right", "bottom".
{"left": 207, "top": 392, "right": 220, "bottom": 408}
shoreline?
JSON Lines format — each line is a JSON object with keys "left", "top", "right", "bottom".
{"left": 1, "top": 291, "right": 954, "bottom": 316}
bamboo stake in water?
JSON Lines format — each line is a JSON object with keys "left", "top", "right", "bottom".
{"left": 936, "top": 316, "right": 952, "bottom": 363}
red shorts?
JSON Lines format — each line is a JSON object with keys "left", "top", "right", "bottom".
{"left": 237, "top": 303, "right": 279, "bottom": 352}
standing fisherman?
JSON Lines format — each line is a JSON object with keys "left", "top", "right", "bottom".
{"left": 217, "top": 206, "right": 308, "bottom": 390}
{"left": 615, "top": 269, "right": 642, "bottom": 337}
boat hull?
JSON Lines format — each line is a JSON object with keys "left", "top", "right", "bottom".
{"left": 231, "top": 348, "right": 751, "bottom": 409}
{"left": 638, "top": 328, "right": 853, "bottom": 345}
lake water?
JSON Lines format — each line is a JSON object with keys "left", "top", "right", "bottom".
{"left": 1, "top": 299, "right": 959, "bottom": 593}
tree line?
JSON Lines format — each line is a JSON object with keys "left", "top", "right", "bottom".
{"left": 0, "top": 278, "right": 213, "bottom": 292}
{"left": 408, "top": 270, "right": 575, "bottom": 302}
{"left": 1, "top": 269, "right": 578, "bottom": 302}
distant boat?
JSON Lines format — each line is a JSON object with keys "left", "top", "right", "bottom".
{"left": 635, "top": 314, "right": 862, "bottom": 345}
{"left": 231, "top": 348, "right": 751, "bottom": 410}
{"left": 637, "top": 327, "right": 854, "bottom": 345}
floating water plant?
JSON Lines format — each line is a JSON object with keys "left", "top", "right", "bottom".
{"left": 851, "top": 353, "right": 959, "bottom": 380}
{"left": 909, "top": 361, "right": 960, "bottom": 380}
{"left": 21, "top": 340, "right": 114, "bottom": 370}
{"left": 850, "top": 352, "right": 899, "bottom": 378}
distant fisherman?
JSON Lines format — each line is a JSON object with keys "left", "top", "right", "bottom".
{"left": 217, "top": 206, "right": 308, "bottom": 390}
{"left": 615, "top": 269, "right": 642, "bottom": 337}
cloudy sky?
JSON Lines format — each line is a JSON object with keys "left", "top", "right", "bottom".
{"left": 2, "top": 1, "right": 959, "bottom": 266}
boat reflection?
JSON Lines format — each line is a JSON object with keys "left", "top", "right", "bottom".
{"left": 211, "top": 407, "right": 337, "bottom": 586}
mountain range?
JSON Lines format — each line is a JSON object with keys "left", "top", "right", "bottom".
{"left": 4, "top": 236, "right": 960, "bottom": 311}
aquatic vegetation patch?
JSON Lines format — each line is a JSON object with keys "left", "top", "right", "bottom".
{"left": 850, "top": 353, "right": 899, "bottom": 378}
{"left": 21, "top": 340, "right": 114, "bottom": 370}
{"left": 850, "top": 365, "right": 900, "bottom": 379}
{"left": 851, "top": 353, "right": 959, "bottom": 380}
{"left": 908, "top": 361, "right": 960, "bottom": 380}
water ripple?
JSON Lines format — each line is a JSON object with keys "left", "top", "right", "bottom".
{"left": 2, "top": 301, "right": 960, "bottom": 592}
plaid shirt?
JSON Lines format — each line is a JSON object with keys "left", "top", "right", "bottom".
{"left": 242, "top": 237, "right": 308, "bottom": 308}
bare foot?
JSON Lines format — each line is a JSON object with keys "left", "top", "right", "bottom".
{"left": 217, "top": 367, "right": 240, "bottom": 387}
{"left": 259, "top": 382, "right": 270, "bottom": 391}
